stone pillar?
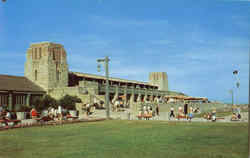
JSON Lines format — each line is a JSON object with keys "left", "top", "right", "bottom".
{"left": 143, "top": 92, "right": 148, "bottom": 102}
{"left": 26, "top": 93, "right": 31, "bottom": 107}
{"left": 8, "top": 93, "right": 13, "bottom": 111}
{"left": 130, "top": 88, "right": 135, "bottom": 105}
{"left": 137, "top": 93, "right": 142, "bottom": 102}
{"left": 112, "top": 86, "right": 119, "bottom": 103}
{"left": 150, "top": 94, "right": 154, "bottom": 102}
{"left": 124, "top": 86, "right": 128, "bottom": 103}
{"left": 160, "top": 95, "right": 164, "bottom": 103}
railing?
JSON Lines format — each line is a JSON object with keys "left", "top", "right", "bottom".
{"left": 98, "top": 84, "right": 184, "bottom": 96}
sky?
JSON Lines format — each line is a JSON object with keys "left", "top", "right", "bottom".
{"left": 0, "top": 0, "right": 249, "bottom": 104}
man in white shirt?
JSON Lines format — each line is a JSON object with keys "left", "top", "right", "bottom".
{"left": 86, "top": 103, "right": 90, "bottom": 116}
{"left": 58, "top": 105, "right": 62, "bottom": 120}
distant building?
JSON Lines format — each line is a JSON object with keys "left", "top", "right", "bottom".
{"left": 0, "top": 42, "right": 185, "bottom": 110}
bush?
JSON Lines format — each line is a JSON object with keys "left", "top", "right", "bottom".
{"left": 59, "top": 95, "right": 81, "bottom": 110}
{"left": 42, "top": 95, "right": 58, "bottom": 108}
{"left": 17, "top": 104, "right": 31, "bottom": 112}
{"left": 31, "top": 95, "right": 58, "bottom": 112}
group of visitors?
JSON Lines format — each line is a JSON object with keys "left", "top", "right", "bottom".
{"left": 203, "top": 108, "right": 217, "bottom": 121}
{"left": 0, "top": 107, "right": 12, "bottom": 126}
{"left": 231, "top": 106, "right": 241, "bottom": 121}
{"left": 137, "top": 104, "right": 160, "bottom": 120}
{"left": 112, "top": 99, "right": 129, "bottom": 112}
{"left": 46, "top": 105, "right": 64, "bottom": 120}
{"left": 85, "top": 103, "right": 96, "bottom": 116}
{"left": 169, "top": 104, "right": 196, "bottom": 121}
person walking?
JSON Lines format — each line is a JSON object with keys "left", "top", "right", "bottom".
{"left": 58, "top": 105, "right": 62, "bottom": 121}
{"left": 86, "top": 103, "right": 90, "bottom": 116}
{"left": 188, "top": 106, "right": 193, "bottom": 122}
{"left": 169, "top": 106, "right": 175, "bottom": 120}
{"left": 156, "top": 104, "right": 160, "bottom": 116}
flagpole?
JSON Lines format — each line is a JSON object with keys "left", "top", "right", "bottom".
{"left": 248, "top": 41, "right": 250, "bottom": 158}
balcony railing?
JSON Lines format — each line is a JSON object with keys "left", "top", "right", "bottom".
{"left": 98, "top": 84, "right": 184, "bottom": 96}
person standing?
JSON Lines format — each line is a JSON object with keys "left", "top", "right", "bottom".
{"left": 0, "top": 106, "right": 3, "bottom": 114}
{"left": 188, "top": 106, "right": 193, "bottom": 122}
{"left": 156, "top": 104, "right": 160, "bottom": 116}
{"left": 169, "top": 106, "right": 175, "bottom": 120}
{"left": 143, "top": 105, "right": 147, "bottom": 113}
{"left": 58, "top": 105, "right": 62, "bottom": 121}
{"left": 211, "top": 108, "right": 216, "bottom": 122}
{"left": 86, "top": 103, "right": 90, "bottom": 116}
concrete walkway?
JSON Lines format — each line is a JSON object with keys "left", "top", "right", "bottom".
{"left": 91, "top": 109, "right": 248, "bottom": 123}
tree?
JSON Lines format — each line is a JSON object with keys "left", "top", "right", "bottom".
{"left": 31, "top": 95, "right": 58, "bottom": 112}
{"left": 59, "top": 95, "right": 81, "bottom": 110}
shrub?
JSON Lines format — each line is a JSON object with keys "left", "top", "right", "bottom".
{"left": 17, "top": 104, "right": 31, "bottom": 112}
{"left": 59, "top": 95, "right": 82, "bottom": 110}
{"left": 31, "top": 95, "right": 58, "bottom": 112}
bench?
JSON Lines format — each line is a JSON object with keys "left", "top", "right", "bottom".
{"left": 66, "top": 116, "right": 78, "bottom": 120}
{"left": 137, "top": 115, "right": 152, "bottom": 120}
{"left": 0, "top": 119, "right": 21, "bottom": 126}
{"left": 177, "top": 115, "right": 186, "bottom": 120}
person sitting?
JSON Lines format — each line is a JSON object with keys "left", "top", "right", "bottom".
{"left": 231, "top": 113, "right": 238, "bottom": 120}
{"left": 30, "top": 108, "right": 38, "bottom": 119}
{"left": 1, "top": 109, "right": 9, "bottom": 126}
{"left": 5, "top": 110, "right": 11, "bottom": 120}
{"left": 138, "top": 110, "right": 142, "bottom": 120}
{"left": 237, "top": 113, "right": 241, "bottom": 120}
{"left": 207, "top": 113, "right": 211, "bottom": 120}
{"left": 144, "top": 110, "right": 149, "bottom": 120}
{"left": 49, "top": 107, "right": 55, "bottom": 120}
{"left": 148, "top": 110, "right": 153, "bottom": 120}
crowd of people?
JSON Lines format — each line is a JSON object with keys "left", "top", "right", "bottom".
{"left": 167, "top": 104, "right": 201, "bottom": 121}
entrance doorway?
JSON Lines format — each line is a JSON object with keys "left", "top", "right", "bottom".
{"left": 184, "top": 104, "right": 188, "bottom": 115}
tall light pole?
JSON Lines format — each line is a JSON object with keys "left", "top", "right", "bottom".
{"left": 97, "top": 56, "right": 110, "bottom": 119}
{"left": 229, "top": 89, "right": 234, "bottom": 106}
{"left": 233, "top": 70, "right": 239, "bottom": 105}
{"left": 248, "top": 44, "right": 250, "bottom": 158}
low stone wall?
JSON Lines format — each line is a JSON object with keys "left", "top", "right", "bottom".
{"left": 49, "top": 87, "right": 80, "bottom": 99}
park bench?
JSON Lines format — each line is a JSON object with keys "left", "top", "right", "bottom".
{"left": 35, "top": 116, "right": 53, "bottom": 123}
{"left": 0, "top": 119, "right": 21, "bottom": 126}
{"left": 137, "top": 114, "right": 152, "bottom": 120}
{"left": 216, "top": 117, "right": 225, "bottom": 120}
{"left": 66, "top": 116, "right": 78, "bottom": 120}
{"left": 177, "top": 115, "right": 186, "bottom": 120}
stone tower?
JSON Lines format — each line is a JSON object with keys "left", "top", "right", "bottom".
{"left": 25, "top": 42, "right": 69, "bottom": 91}
{"left": 149, "top": 72, "right": 168, "bottom": 91}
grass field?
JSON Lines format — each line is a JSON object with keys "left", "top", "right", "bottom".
{"left": 0, "top": 120, "right": 248, "bottom": 158}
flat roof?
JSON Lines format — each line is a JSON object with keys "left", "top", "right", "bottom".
{"left": 71, "top": 72, "right": 157, "bottom": 87}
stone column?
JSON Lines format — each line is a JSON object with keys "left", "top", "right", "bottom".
{"left": 124, "top": 86, "right": 128, "bottom": 103}
{"left": 130, "top": 88, "right": 135, "bottom": 106}
{"left": 137, "top": 93, "right": 142, "bottom": 102}
{"left": 150, "top": 94, "right": 154, "bottom": 102}
{"left": 26, "top": 93, "right": 31, "bottom": 107}
{"left": 8, "top": 93, "right": 13, "bottom": 111}
{"left": 112, "top": 86, "right": 119, "bottom": 103}
{"left": 143, "top": 91, "right": 148, "bottom": 102}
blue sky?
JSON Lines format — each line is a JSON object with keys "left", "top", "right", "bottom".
{"left": 0, "top": 0, "right": 249, "bottom": 103}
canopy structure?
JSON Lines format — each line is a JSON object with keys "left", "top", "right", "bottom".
{"left": 164, "top": 95, "right": 208, "bottom": 103}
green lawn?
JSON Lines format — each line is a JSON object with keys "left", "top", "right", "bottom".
{"left": 0, "top": 120, "right": 248, "bottom": 158}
